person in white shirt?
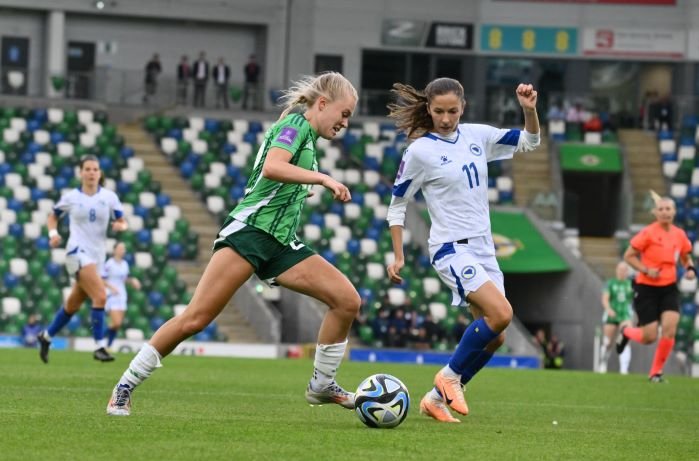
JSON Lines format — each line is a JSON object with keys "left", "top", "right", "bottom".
{"left": 103, "top": 242, "right": 141, "bottom": 350}
{"left": 38, "top": 155, "right": 129, "bottom": 363}
{"left": 386, "top": 78, "right": 540, "bottom": 423}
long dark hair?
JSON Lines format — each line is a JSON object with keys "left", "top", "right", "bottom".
{"left": 79, "top": 154, "right": 105, "bottom": 187}
{"left": 387, "top": 77, "right": 465, "bottom": 139}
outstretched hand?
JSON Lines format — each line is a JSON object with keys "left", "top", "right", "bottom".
{"left": 516, "top": 83, "right": 537, "bottom": 110}
{"left": 321, "top": 176, "right": 351, "bottom": 202}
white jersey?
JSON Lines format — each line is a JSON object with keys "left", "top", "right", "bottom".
{"left": 103, "top": 257, "right": 130, "bottom": 298}
{"left": 54, "top": 187, "right": 124, "bottom": 259}
{"left": 387, "top": 124, "right": 539, "bottom": 249}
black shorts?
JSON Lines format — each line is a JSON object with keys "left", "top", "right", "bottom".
{"left": 633, "top": 283, "right": 680, "bottom": 326}
{"left": 212, "top": 218, "right": 316, "bottom": 281}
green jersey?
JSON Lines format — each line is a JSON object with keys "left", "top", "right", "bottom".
{"left": 229, "top": 114, "right": 319, "bottom": 245}
{"left": 604, "top": 278, "right": 633, "bottom": 323}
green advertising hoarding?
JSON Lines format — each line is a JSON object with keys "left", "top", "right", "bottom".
{"left": 480, "top": 25, "right": 577, "bottom": 55}
{"left": 559, "top": 144, "right": 622, "bottom": 173}
{"left": 422, "top": 210, "right": 569, "bottom": 273}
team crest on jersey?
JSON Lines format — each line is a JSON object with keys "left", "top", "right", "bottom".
{"left": 277, "top": 127, "right": 298, "bottom": 146}
{"left": 440, "top": 154, "right": 452, "bottom": 166}
{"left": 461, "top": 265, "right": 476, "bottom": 279}
{"left": 469, "top": 143, "right": 482, "bottom": 156}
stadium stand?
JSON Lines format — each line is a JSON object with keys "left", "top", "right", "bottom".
{"left": 0, "top": 105, "right": 226, "bottom": 342}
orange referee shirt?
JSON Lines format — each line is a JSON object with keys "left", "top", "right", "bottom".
{"left": 629, "top": 222, "right": 692, "bottom": 286}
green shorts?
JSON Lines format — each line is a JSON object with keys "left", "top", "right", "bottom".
{"left": 212, "top": 218, "right": 316, "bottom": 281}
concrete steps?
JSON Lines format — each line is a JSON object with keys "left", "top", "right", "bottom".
{"left": 579, "top": 236, "right": 621, "bottom": 280}
{"left": 117, "top": 122, "right": 261, "bottom": 343}
{"left": 512, "top": 136, "right": 555, "bottom": 220}
{"left": 618, "top": 129, "right": 666, "bottom": 225}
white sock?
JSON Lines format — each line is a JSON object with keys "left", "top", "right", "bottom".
{"left": 42, "top": 331, "right": 52, "bottom": 342}
{"left": 442, "top": 365, "right": 460, "bottom": 379}
{"left": 310, "top": 339, "right": 347, "bottom": 390}
{"left": 429, "top": 388, "right": 442, "bottom": 400}
{"left": 118, "top": 343, "right": 163, "bottom": 389}
{"left": 95, "top": 339, "right": 107, "bottom": 349}
{"left": 619, "top": 345, "right": 631, "bottom": 374}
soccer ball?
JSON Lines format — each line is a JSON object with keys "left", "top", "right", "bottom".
{"left": 354, "top": 374, "right": 410, "bottom": 429}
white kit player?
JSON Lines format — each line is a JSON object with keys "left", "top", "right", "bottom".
{"left": 103, "top": 242, "right": 141, "bottom": 350}
{"left": 38, "top": 155, "right": 129, "bottom": 363}
{"left": 386, "top": 78, "right": 540, "bottom": 423}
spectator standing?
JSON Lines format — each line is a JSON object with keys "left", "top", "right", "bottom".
{"left": 242, "top": 54, "right": 261, "bottom": 110}
{"left": 143, "top": 53, "right": 162, "bottom": 104}
{"left": 176, "top": 55, "right": 190, "bottom": 105}
{"left": 213, "top": 58, "right": 231, "bottom": 109}
{"left": 192, "top": 51, "right": 209, "bottom": 108}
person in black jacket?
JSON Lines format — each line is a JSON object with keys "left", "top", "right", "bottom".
{"left": 143, "top": 53, "right": 161, "bottom": 104}
{"left": 192, "top": 51, "right": 209, "bottom": 107}
{"left": 213, "top": 57, "right": 231, "bottom": 109}
{"left": 176, "top": 55, "right": 190, "bottom": 105}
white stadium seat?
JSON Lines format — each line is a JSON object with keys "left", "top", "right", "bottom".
{"left": 344, "top": 169, "right": 361, "bottom": 185}
{"left": 366, "top": 262, "right": 385, "bottom": 280}
{"left": 662, "top": 161, "right": 678, "bottom": 179}
{"left": 151, "top": 228, "right": 169, "bottom": 245}
{"left": 79, "top": 133, "right": 95, "bottom": 148}
{"left": 488, "top": 188, "right": 499, "bottom": 203}
{"left": 164, "top": 205, "right": 182, "bottom": 220}
{"left": 77, "top": 109, "right": 94, "bottom": 125}
{"left": 679, "top": 277, "right": 697, "bottom": 294}
{"left": 678, "top": 145, "right": 695, "bottom": 161}
{"left": 104, "top": 178, "right": 116, "bottom": 191}
{"left": 659, "top": 139, "right": 675, "bottom": 154}
{"left": 429, "top": 302, "right": 448, "bottom": 321}
{"left": 387, "top": 287, "right": 406, "bottom": 306}
{"left": 343, "top": 203, "right": 361, "bottom": 220}
{"left": 106, "top": 238, "right": 116, "bottom": 254}
{"left": 191, "top": 139, "right": 207, "bottom": 155}
{"left": 324, "top": 146, "right": 341, "bottom": 161}
{"left": 303, "top": 224, "right": 321, "bottom": 242}
{"left": 210, "top": 162, "right": 227, "bottom": 177}
{"left": 157, "top": 216, "right": 176, "bottom": 233}
{"left": 3, "top": 128, "right": 19, "bottom": 143}
{"left": 363, "top": 171, "right": 380, "bottom": 188}
{"left": 1, "top": 209, "right": 17, "bottom": 224}
{"left": 85, "top": 122, "right": 102, "bottom": 136}
{"left": 319, "top": 158, "right": 336, "bottom": 171}
{"left": 183, "top": 128, "right": 198, "bottom": 142}
{"left": 28, "top": 163, "right": 45, "bottom": 179}
{"left": 37, "top": 175, "right": 54, "bottom": 192}
{"left": 363, "top": 191, "right": 380, "bottom": 208}
{"left": 334, "top": 225, "right": 352, "bottom": 241}
{"left": 330, "top": 237, "right": 347, "bottom": 254}
{"left": 37, "top": 198, "right": 55, "bottom": 213}
{"left": 35, "top": 152, "right": 52, "bottom": 167}
{"left": 233, "top": 119, "right": 249, "bottom": 133}
{"left": 384, "top": 252, "right": 395, "bottom": 266}
{"left": 125, "top": 328, "right": 145, "bottom": 341}
{"left": 31, "top": 210, "right": 48, "bottom": 226}
{"left": 174, "top": 304, "right": 188, "bottom": 316}
{"left": 236, "top": 143, "right": 252, "bottom": 157}
{"left": 227, "top": 130, "right": 243, "bottom": 145}
{"left": 51, "top": 248, "right": 66, "bottom": 265}
{"left": 189, "top": 116, "right": 205, "bottom": 131}
{"left": 126, "top": 214, "right": 144, "bottom": 232}
{"left": 365, "top": 143, "right": 383, "bottom": 160}
{"left": 0, "top": 197, "right": 6, "bottom": 211}
{"left": 13, "top": 186, "right": 30, "bottom": 202}
{"left": 363, "top": 121, "right": 380, "bottom": 140}
{"left": 33, "top": 130, "right": 50, "bottom": 145}
{"left": 10, "top": 117, "right": 26, "bottom": 132}
{"left": 359, "top": 238, "right": 377, "bottom": 256}
{"left": 0, "top": 221, "right": 7, "bottom": 238}
{"left": 548, "top": 120, "right": 565, "bottom": 135}
{"left": 48, "top": 108, "right": 64, "bottom": 123}
{"left": 324, "top": 213, "right": 341, "bottom": 229}
{"left": 161, "top": 137, "right": 178, "bottom": 155}
{"left": 692, "top": 169, "right": 699, "bottom": 186}
{"left": 120, "top": 169, "right": 137, "bottom": 183}
{"left": 139, "top": 192, "right": 156, "bottom": 208}
{"left": 231, "top": 153, "right": 248, "bottom": 168}
{"left": 135, "top": 252, "right": 153, "bottom": 269}
{"left": 206, "top": 196, "right": 225, "bottom": 214}
{"left": 2, "top": 298, "right": 21, "bottom": 316}
{"left": 403, "top": 229, "right": 412, "bottom": 244}
{"left": 305, "top": 186, "right": 322, "bottom": 206}
{"left": 10, "top": 258, "right": 28, "bottom": 277}
{"left": 373, "top": 204, "right": 388, "bottom": 220}
{"left": 496, "top": 176, "right": 513, "bottom": 192}
{"left": 423, "top": 277, "right": 441, "bottom": 297}
{"left": 57, "top": 142, "right": 74, "bottom": 158}
{"left": 62, "top": 287, "right": 72, "bottom": 303}
{"left": 670, "top": 183, "right": 687, "bottom": 199}
{"left": 128, "top": 157, "right": 145, "bottom": 171}
{"left": 204, "top": 173, "right": 221, "bottom": 189}
{"left": 23, "top": 222, "right": 41, "bottom": 239}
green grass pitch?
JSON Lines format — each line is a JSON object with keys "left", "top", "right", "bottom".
{"left": 2, "top": 348, "right": 698, "bottom": 460}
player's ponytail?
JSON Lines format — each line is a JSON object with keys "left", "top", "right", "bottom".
{"left": 277, "top": 72, "right": 357, "bottom": 120}
{"left": 388, "top": 78, "right": 465, "bottom": 139}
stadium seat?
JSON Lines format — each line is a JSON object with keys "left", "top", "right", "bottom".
{"left": 2, "top": 297, "right": 21, "bottom": 316}
{"left": 423, "top": 277, "right": 441, "bottom": 297}
{"left": 429, "top": 302, "right": 448, "bottom": 321}
{"left": 387, "top": 287, "right": 406, "bottom": 306}
{"left": 125, "top": 328, "right": 145, "bottom": 341}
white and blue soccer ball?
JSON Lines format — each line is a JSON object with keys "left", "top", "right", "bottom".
{"left": 354, "top": 374, "right": 410, "bottom": 429}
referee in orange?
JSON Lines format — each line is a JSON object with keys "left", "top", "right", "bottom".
{"left": 617, "top": 196, "right": 695, "bottom": 382}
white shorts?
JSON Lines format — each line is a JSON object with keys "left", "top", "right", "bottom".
{"left": 65, "top": 246, "right": 105, "bottom": 277}
{"left": 429, "top": 235, "right": 505, "bottom": 307}
{"left": 106, "top": 293, "right": 128, "bottom": 312}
